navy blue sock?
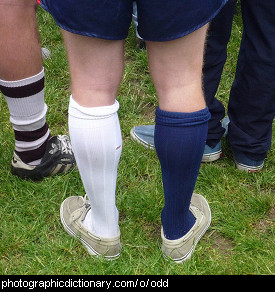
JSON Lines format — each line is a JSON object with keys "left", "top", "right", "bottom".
{"left": 154, "top": 107, "right": 210, "bottom": 240}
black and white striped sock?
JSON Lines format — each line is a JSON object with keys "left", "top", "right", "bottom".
{"left": 0, "top": 68, "right": 51, "bottom": 165}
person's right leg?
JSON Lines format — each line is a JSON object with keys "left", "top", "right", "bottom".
{"left": 133, "top": 0, "right": 228, "bottom": 262}
{"left": 145, "top": 26, "right": 212, "bottom": 262}
{"left": 130, "top": 0, "right": 236, "bottom": 161}
{"left": 146, "top": 25, "right": 211, "bottom": 242}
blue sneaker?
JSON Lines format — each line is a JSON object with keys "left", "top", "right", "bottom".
{"left": 130, "top": 125, "right": 223, "bottom": 162}
{"left": 202, "top": 141, "right": 222, "bottom": 162}
{"left": 130, "top": 125, "right": 155, "bottom": 149}
{"left": 233, "top": 150, "right": 264, "bottom": 173}
{"left": 130, "top": 117, "right": 229, "bottom": 161}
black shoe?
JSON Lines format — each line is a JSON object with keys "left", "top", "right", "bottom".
{"left": 11, "top": 135, "right": 76, "bottom": 180}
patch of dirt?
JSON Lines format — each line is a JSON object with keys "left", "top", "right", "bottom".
{"left": 143, "top": 222, "right": 160, "bottom": 239}
{"left": 209, "top": 231, "right": 234, "bottom": 256}
{"left": 253, "top": 206, "right": 275, "bottom": 233}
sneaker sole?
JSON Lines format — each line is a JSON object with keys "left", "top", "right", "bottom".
{"left": 12, "top": 162, "right": 73, "bottom": 180}
{"left": 235, "top": 161, "right": 264, "bottom": 173}
{"left": 202, "top": 150, "right": 222, "bottom": 162}
{"left": 130, "top": 128, "right": 155, "bottom": 150}
{"left": 60, "top": 201, "right": 120, "bottom": 260}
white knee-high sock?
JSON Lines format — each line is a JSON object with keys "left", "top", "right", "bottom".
{"left": 68, "top": 96, "right": 122, "bottom": 238}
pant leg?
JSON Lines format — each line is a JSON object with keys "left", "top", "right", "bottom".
{"left": 203, "top": 0, "right": 236, "bottom": 147}
{"left": 228, "top": 0, "right": 275, "bottom": 160}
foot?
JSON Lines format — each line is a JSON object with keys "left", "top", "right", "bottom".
{"left": 161, "top": 193, "right": 211, "bottom": 263}
{"left": 11, "top": 135, "right": 76, "bottom": 180}
{"left": 60, "top": 195, "right": 121, "bottom": 260}
{"left": 202, "top": 141, "right": 222, "bottom": 162}
{"left": 130, "top": 125, "right": 155, "bottom": 149}
{"left": 233, "top": 149, "right": 264, "bottom": 173}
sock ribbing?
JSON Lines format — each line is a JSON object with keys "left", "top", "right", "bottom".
{"left": 155, "top": 107, "right": 210, "bottom": 240}
{"left": 68, "top": 96, "right": 122, "bottom": 238}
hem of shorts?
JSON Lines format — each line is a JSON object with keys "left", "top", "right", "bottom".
{"left": 142, "top": 0, "right": 229, "bottom": 42}
{"left": 40, "top": 0, "right": 228, "bottom": 41}
{"left": 39, "top": 2, "right": 126, "bottom": 40}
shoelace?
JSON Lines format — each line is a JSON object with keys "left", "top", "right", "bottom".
{"left": 83, "top": 194, "right": 90, "bottom": 207}
{"left": 71, "top": 195, "right": 90, "bottom": 223}
{"left": 57, "top": 135, "right": 73, "bottom": 155}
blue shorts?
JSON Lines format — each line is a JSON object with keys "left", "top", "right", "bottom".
{"left": 39, "top": 0, "right": 228, "bottom": 41}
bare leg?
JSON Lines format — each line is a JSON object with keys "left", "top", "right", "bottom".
{"left": 0, "top": 0, "right": 42, "bottom": 80}
{"left": 147, "top": 25, "right": 208, "bottom": 113}
{"left": 0, "top": 1, "right": 75, "bottom": 179}
{"left": 61, "top": 30, "right": 125, "bottom": 107}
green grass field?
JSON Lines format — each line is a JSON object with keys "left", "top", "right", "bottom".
{"left": 0, "top": 5, "right": 274, "bottom": 275}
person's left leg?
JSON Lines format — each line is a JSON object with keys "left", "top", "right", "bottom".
{"left": 62, "top": 31, "right": 124, "bottom": 240}
{"left": 39, "top": 0, "right": 133, "bottom": 259}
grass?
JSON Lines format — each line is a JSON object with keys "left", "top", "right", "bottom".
{"left": 0, "top": 5, "right": 274, "bottom": 275}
